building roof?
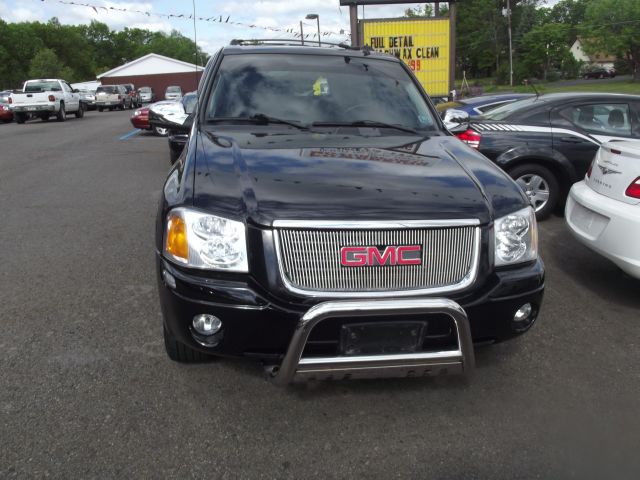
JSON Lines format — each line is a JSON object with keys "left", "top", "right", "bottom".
{"left": 97, "top": 53, "right": 205, "bottom": 79}
{"left": 571, "top": 38, "right": 616, "bottom": 63}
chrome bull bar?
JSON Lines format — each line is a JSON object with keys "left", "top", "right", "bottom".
{"left": 270, "top": 298, "right": 474, "bottom": 385}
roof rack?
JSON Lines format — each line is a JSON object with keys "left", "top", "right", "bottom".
{"left": 229, "top": 39, "right": 375, "bottom": 55}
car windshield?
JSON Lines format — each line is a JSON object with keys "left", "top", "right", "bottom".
{"left": 481, "top": 96, "right": 547, "bottom": 121}
{"left": 96, "top": 86, "right": 117, "bottom": 94}
{"left": 24, "top": 81, "right": 61, "bottom": 92}
{"left": 205, "top": 53, "right": 437, "bottom": 132}
{"left": 166, "top": 86, "right": 181, "bottom": 93}
{"left": 140, "top": 87, "right": 151, "bottom": 92}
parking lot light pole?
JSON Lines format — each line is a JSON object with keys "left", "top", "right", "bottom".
{"left": 306, "top": 14, "right": 321, "bottom": 46}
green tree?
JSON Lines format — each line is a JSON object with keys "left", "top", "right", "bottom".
{"left": 404, "top": 4, "right": 434, "bottom": 17}
{"left": 581, "top": 0, "right": 640, "bottom": 81}
{"left": 29, "top": 48, "right": 63, "bottom": 78}
{"left": 518, "top": 22, "right": 573, "bottom": 80}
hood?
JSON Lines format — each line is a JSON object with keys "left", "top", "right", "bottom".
{"left": 192, "top": 130, "right": 515, "bottom": 226}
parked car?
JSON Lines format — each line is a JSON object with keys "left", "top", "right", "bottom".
{"left": 0, "top": 98, "right": 13, "bottom": 123}
{"left": 566, "top": 141, "right": 640, "bottom": 278}
{"left": 95, "top": 85, "right": 131, "bottom": 111}
{"left": 164, "top": 85, "right": 182, "bottom": 100}
{"left": 437, "top": 93, "right": 534, "bottom": 117}
{"left": 138, "top": 86, "right": 156, "bottom": 103}
{"left": 144, "top": 100, "right": 185, "bottom": 136}
{"left": 152, "top": 43, "right": 544, "bottom": 384}
{"left": 446, "top": 93, "right": 640, "bottom": 219}
{"left": 165, "top": 91, "right": 197, "bottom": 163}
{"left": 0, "top": 90, "right": 12, "bottom": 103}
{"left": 9, "top": 78, "right": 84, "bottom": 123}
{"left": 123, "top": 83, "right": 141, "bottom": 108}
{"left": 78, "top": 89, "right": 97, "bottom": 110}
{"left": 130, "top": 106, "right": 151, "bottom": 130}
{"left": 583, "top": 68, "right": 616, "bottom": 79}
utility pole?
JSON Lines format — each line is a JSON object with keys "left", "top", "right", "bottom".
{"left": 300, "top": 21, "right": 305, "bottom": 46}
{"left": 506, "top": 0, "right": 513, "bottom": 86}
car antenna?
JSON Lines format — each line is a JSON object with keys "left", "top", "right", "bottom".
{"left": 523, "top": 79, "right": 540, "bottom": 99}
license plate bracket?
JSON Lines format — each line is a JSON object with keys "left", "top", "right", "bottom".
{"left": 340, "top": 321, "right": 426, "bottom": 356}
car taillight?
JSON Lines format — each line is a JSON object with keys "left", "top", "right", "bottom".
{"left": 48, "top": 95, "right": 55, "bottom": 102}
{"left": 118, "top": 95, "right": 122, "bottom": 100}
{"left": 625, "top": 177, "right": 640, "bottom": 199}
{"left": 456, "top": 129, "right": 482, "bottom": 149}
{"left": 8, "top": 97, "right": 12, "bottom": 104}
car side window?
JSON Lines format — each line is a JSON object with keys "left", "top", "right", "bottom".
{"left": 560, "top": 103, "right": 632, "bottom": 137}
{"left": 61, "top": 82, "right": 71, "bottom": 93}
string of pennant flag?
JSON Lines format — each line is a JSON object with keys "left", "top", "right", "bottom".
{"left": 38, "top": 0, "right": 351, "bottom": 40}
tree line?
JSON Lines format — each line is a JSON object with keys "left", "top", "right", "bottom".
{"left": 408, "top": 0, "right": 639, "bottom": 82}
{"left": 0, "top": 18, "right": 209, "bottom": 89}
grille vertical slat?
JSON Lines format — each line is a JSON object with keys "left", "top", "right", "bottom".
{"left": 277, "top": 226, "right": 478, "bottom": 293}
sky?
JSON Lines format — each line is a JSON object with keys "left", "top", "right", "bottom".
{"left": 0, "top": 0, "right": 559, "bottom": 55}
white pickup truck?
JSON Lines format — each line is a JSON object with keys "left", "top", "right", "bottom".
{"left": 9, "top": 78, "right": 84, "bottom": 124}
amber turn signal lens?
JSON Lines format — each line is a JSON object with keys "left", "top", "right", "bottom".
{"left": 166, "top": 214, "right": 188, "bottom": 262}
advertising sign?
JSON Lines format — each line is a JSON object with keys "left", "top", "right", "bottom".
{"left": 362, "top": 18, "right": 451, "bottom": 97}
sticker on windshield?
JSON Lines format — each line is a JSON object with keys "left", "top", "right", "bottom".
{"left": 313, "top": 77, "right": 330, "bottom": 96}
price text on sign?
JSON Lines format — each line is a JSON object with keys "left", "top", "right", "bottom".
{"left": 363, "top": 18, "right": 450, "bottom": 97}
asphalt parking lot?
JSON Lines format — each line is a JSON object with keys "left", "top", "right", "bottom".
{"left": 1, "top": 110, "right": 639, "bottom": 479}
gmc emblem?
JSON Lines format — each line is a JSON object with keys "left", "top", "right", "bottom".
{"left": 340, "top": 245, "right": 422, "bottom": 267}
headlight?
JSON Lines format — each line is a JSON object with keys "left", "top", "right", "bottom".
{"left": 134, "top": 109, "right": 141, "bottom": 116}
{"left": 494, "top": 206, "right": 538, "bottom": 266}
{"left": 164, "top": 208, "right": 248, "bottom": 272}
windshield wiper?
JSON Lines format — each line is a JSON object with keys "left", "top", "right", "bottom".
{"left": 312, "top": 120, "right": 420, "bottom": 135}
{"left": 209, "top": 114, "right": 309, "bottom": 130}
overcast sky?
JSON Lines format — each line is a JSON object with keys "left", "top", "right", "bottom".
{"left": 0, "top": 0, "right": 559, "bottom": 55}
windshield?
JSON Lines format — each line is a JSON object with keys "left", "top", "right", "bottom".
{"left": 24, "top": 81, "right": 61, "bottom": 92}
{"left": 140, "top": 87, "right": 151, "bottom": 92}
{"left": 166, "top": 86, "right": 181, "bottom": 93}
{"left": 481, "top": 96, "right": 546, "bottom": 121}
{"left": 205, "top": 53, "right": 437, "bottom": 132}
{"left": 96, "top": 86, "right": 117, "bottom": 94}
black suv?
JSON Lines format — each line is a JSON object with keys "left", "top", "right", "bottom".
{"left": 450, "top": 93, "right": 640, "bottom": 219}
{"left": 154, "top": 43, "right": 544, "bottom": 384}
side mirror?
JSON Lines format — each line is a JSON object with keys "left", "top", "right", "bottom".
{"left": 148, "top": 106, "right": 193, "bottom": 135}
{"left": 442, "top": 108, "right": 470, "bottom": 132}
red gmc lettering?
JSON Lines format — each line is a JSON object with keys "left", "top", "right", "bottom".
{"left": 341, "top": 246, "right": 368, "bottom": 266}
{"left": 368, "top": 246, "right": 395, "bottom": 266}
{"left": 341, "top": 245, "right": 422, "bottom": 267}
{"left": 397, "top": 245, "right": 422, "bottom": 265}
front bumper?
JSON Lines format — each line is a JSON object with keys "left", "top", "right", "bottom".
{"left": 157, "top": 254, "right": 545, "bottom": 379}
{"left": 566, "top": 182, "right": 640, "bottom": 278}
{"left": 130, "top": 117, "right": 150, "bottom": 130}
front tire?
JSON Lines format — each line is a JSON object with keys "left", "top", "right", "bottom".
{"left": 75, "top": 104, "right": 85, "bottom": 118}
{"left": 15, "top": 113, "right": 26, "bottom": 124}
{"left": 56, "top": 103, "right": 66, "bottom": 122}
{"left": 163, "top": 326, "right": 212, "bottom": 363}
{"left": 509, "top": 163, "right": 559, "bottom": 221}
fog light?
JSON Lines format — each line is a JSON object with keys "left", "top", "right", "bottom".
{"left": 192, "top": 314, "right": 222, "bottom": 336}
{"left": 514, "top": 303, "right": 532, "bottom": 323}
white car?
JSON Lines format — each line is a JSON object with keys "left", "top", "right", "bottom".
{"left": 565, "top": 141, "right": 640, "bottom": 278}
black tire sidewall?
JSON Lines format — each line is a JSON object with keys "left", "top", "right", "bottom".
{"left": 508, "top": 163, "right": 559, "bottom": 220}
{"left": 57, "top": 103, "right": 66, "bottom": 122}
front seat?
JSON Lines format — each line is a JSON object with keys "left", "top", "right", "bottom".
{"left": 607, "top": 109, "right": 625, "bottom": 129}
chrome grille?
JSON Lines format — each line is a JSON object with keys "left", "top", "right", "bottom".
{"left": 275, "top": 225, "right": 479, "bottom": 295}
